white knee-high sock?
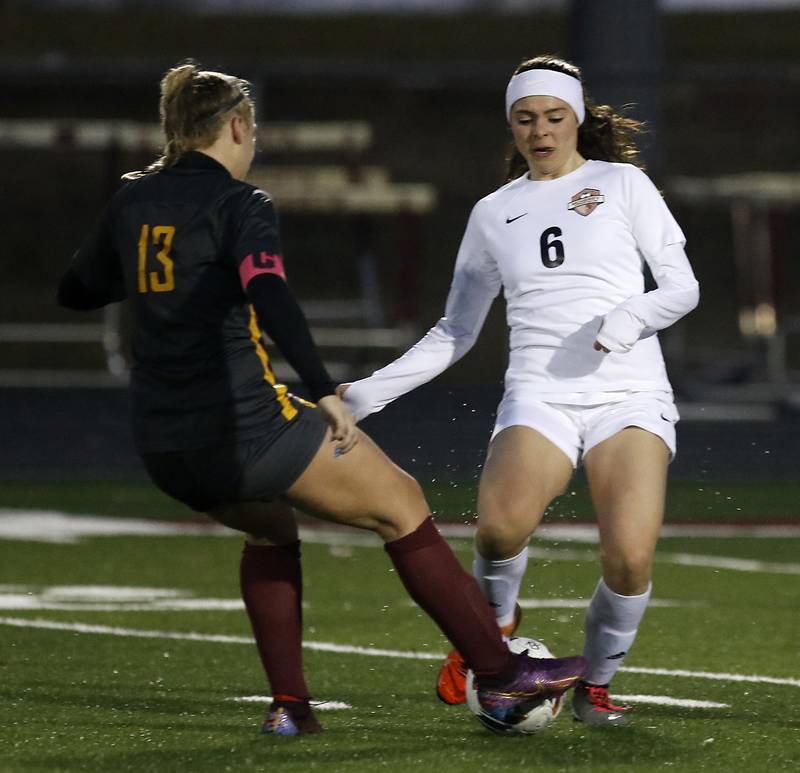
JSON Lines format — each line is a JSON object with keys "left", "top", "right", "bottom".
{"left": 472, "top": 547, "right": 528, "bottom": 629}
{"left": 583, "top": 577, "right": 651, "bottom": 686}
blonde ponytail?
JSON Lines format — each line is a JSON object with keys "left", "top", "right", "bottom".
{"left": 123, "top": 60, "right": 253, "bottom": 181}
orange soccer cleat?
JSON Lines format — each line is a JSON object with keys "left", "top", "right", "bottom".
{"left": 436, "top": 604, "right": 523, "bottom": 705}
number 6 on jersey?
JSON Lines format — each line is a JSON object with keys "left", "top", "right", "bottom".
{"left": 540, "top": 226, "right": 565, "bottom": 268}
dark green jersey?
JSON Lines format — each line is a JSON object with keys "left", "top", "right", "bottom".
{"left": 65, "top": 152, "right": 306, "bottom": 452}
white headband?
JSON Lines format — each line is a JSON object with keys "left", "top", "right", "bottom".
{"left": 505, "top": 69, "right": 585, "bottom": 125}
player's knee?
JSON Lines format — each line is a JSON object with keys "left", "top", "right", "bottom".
{"left": 399, "top": 470, "right": 427, "bottom": 505}
{"left": 475, "top": 516, "right": 530, "bottom": 560}
{"left": 370, "top": 471, "right": 428, "bottom": 541}
{"left": 387, "top": 468, "right": 427, "bottom": 512}
{"left": 477, "top": 493, "right": 543, "bottom": 558}
{"left": 604, "top": 553, "right": 653, "bottom": 595}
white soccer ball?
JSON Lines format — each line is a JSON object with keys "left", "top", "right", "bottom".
{"left": 466, "top": 636, "right": 564, "bottom": 735}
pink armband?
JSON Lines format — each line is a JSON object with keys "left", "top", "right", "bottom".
{"left": 239, "top": 251, "right": 287, "bottom": 290}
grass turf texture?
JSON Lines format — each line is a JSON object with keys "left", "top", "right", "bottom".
{"left": 2, "top": 478, "right": 800, "bottom": 523}
{"left": 1, "top": 485, "right": 799, "bottom": 771}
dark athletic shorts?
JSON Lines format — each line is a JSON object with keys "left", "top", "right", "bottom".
{"left": 141, "top": 404, "right": 328, "bottom": 512}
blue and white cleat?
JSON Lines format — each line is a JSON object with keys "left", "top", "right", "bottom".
{"left": 261, "top": 703, "right": 323, "bottom": 736}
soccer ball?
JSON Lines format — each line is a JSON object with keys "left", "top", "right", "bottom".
{"left": 466, "top": 636, "right": 564, "bottom": 735}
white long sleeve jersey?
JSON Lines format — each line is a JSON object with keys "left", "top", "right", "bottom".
{"left": 345, "top": 160, "right": 699, "bottom": 421}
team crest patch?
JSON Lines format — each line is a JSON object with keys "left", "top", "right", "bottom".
{"left": 567, "top": 188, "right": 605, "bottom": 217}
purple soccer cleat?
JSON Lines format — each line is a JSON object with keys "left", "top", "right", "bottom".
{"left": 477, "top": 652, "right": 587, "bottom": 729}
{"left": 261, "top": 703, "right": 323, "bottom": 736}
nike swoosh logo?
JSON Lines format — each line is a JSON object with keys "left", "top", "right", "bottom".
{"left": 660, "top": 414, "right": 674, "bottom": 423}
{"left": 505, "top": 213, "right": 528, "bottom": 224}
{"left": 488, "top": 602, "right": 502, "bottom": 608}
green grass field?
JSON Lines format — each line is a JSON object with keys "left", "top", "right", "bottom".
{"left": 3, "top": 477, "right": 799, "bottom": 523}
{"left": 1, "top": 481, "right": 799, "bottom": 772}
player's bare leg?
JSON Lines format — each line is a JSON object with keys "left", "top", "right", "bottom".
{"left": 477, "top": 426, "right": 574, "bottom": 560}
{"left": 438, "top": 426, "right": 574, "bottom": 704}
{"left": 575, "top": 427, "right": 669, "bottom": 727}
{"left": 285, "top": 427, "right": 430, "bottom": 541}
{"left": 209, "top": 499, "right": 299, "bottom": 545}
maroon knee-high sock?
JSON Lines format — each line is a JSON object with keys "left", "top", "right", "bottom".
{"left": 239, "top": 541, "right": 310, "bottom": 701}
{"left": 384, "top": 517, "right": 513, "bottom": 678}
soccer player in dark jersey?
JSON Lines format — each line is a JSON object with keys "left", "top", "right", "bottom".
{"left": 58, "top": 61, "right": 586, "bottom": 736}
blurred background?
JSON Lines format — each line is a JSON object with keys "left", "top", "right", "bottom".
{"left": 1, "top": 0, "right": 799, "bottom": 491}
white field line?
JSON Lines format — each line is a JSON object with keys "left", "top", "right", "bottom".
{"left": 2, "top": 510, "right": 800, "bottom": 575}
{"left": 0, "top": 617, "right": 443, "bottom": 660}
{"left": 661, "top": 552, "right": 800, "bottom": 575}
{"left": 2, "top": 510, "right": 800, "bottom": 545}
{"left": 23, "top": 585, "right": 188, "bottom": 600}
{"left": 614, "top": 694, "right": 729, "bottom": 709}
{"left": 2, "top": 616, "right": 799, "bottom": 690}
{"left": 230, "top": 696, "right": 351, "bottom": 710}
{"left": 619, "top": 666, "right": 800, "bottom": 688}
{"left": 294, "top": 639, "right": 442, "bottom": 660}
{"left": 0, "top": 598, "right": 247, "bottom": 612}
{"left": 400, "top": 597, "right": 700, "bottom": 610}
{"left": 439, "top": 523, "right": 800, "bottom": 542}
{"left": 515, "top": 598, "right": 705, "bottom": 610}
{"left": 525, "top": 546, "right": 800, "bottom": 575}
{"left": 0, "top": 584, "right": 699, "bottom": 613}
{"left": 231, "top": 694, "right": 726, "bottom": 710}
{"left": 0, "top": 510, "right": 233, "bottom": 543}
{"left": 0, "top": 584, "right": 248, "bottom": 612}
{"left": 0, "top": 616, "right": 254, "bottom": 644}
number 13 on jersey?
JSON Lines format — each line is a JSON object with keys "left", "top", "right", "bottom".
{"left": 137, "top": 224, "right": 176, "bottom": 293}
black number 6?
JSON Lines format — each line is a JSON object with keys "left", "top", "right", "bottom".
{"left": 540, "top": 226, "right": 565, "bottom": 268}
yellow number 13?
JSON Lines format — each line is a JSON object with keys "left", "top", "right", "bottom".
{"left": 137, "top": 224, "right": 176, "bottom": 293}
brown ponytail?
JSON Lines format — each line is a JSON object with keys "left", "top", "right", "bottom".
{"left": 504, "top": 54, "right": 646, "bottom": 182}
{"left": 123, "top": 60, "right": 254, "bottom": 180}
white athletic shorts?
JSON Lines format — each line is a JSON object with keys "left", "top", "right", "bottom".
{"left": 490, "top": 390, "right": 679, "bottom": 467}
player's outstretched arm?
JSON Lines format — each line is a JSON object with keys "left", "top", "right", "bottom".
{"left": 342, "top": 277, "right": 497, "bottom": 421}
{"left": 342, "top": 203, "right": 501, "bottom": 422}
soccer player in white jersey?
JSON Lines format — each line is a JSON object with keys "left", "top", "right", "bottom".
{"left": 340, "top": 54, "right": 699, "bottom": 727}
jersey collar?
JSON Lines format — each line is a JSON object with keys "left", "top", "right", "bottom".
{"left": 173, "top": 151, "right": 231, "bottom": 175}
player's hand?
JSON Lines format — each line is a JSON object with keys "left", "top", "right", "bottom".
{"left": 595, "top": 308, "right": 642, "bottom": 354}
{"left": 317, "top": 394, "right": 358, "bottom": 455}
{"left": 337, "top": 380, "right": 373, "bottom": 423}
